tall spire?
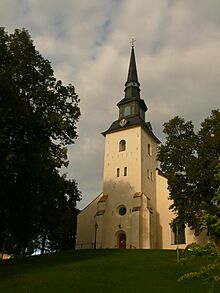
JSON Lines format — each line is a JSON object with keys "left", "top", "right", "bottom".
{"left": 102, "top": 38, "right": 158, "bottom": 138}
{"left": 124, "top": 38, "right": 141, "bottom": 99}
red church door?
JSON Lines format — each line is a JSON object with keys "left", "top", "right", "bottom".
{"left": 118, "top": 233, "right": 126, "bottom": 249}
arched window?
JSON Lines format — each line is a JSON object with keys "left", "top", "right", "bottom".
{"left": 119, "top": 140, "right": 126, "bottom": 152}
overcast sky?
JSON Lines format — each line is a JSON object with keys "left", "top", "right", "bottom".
{"left": 1, "top": 0, "right": 220, "bottom": 209}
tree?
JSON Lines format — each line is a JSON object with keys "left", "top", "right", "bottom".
{"left": 158, "top": 110, "right": 220, "bottom": 244}
{"left": 196, "top": 110, "right": 220, "bottom": 244}
{"left": 178, "top": 243, "right": 220, "bottom": 293}
{"left": 0, "top": 28, "right": 81, "bottom": 256}
{"left": 203, "top": 163, "right": 220, "bottom": 246}
{"left": 37, "top": 176, "right": 81, "bottom": 254}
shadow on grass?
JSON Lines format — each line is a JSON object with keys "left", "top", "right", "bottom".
{"left": 1, "top": 249, "right": 218, "bottom": 293}
{"left": 0, "top": 249, "right": 119, "bottom": 278}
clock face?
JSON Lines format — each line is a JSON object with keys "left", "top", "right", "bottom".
{"left": 119, "top": 118, "right": 127, "bottom": 127}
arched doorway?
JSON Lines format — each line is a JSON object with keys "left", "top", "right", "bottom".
{"left": 118, "top": 233, "right": 126, "bottom": 249}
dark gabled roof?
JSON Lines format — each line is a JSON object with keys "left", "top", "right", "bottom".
{"left": 102, "top": 116, "right": 161, "bottom": 143}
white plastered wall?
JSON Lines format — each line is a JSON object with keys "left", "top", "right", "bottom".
{"left": 140, "top": 127, "right": 158, "bottom": 248}
{"left": 156, "top": 170, "right": 209, "bottom": 249}
{"left": 101, "top": 127, "right": 142, "bottom": 248}
{"left": 76, "top": 127, "right": 209, "bottom": 250}
{"left": 100, "top": 125, "right": 159, "bottom": 248}
{"left": 76, "top": 193, "right": 102, "bottom": 249}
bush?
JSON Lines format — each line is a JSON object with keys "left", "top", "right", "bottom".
{"left": 184, "top": 242, "right": 217, "bottom": 257}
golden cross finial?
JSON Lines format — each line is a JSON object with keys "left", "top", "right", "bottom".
{"left": 130, "top": 36, "right": 136, "bottom": 47}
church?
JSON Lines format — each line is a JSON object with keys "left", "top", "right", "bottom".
{"left": 76, "top": 43, "right": 207, "bottom": 250}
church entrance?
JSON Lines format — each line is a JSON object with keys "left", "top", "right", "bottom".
{"left": 118, "top": 233, "right": 126, "bottom": 249}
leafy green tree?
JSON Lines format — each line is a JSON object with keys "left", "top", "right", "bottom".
{"left": 203, "top": 163, "right": 220, "bottom": 246}
{"left": 197, "top": 111, "right": 220, "bottom": 244}
{"left": 178, "top": 243, "right": 220, "bottom": 293}
{"left": 0, "top": 28, "right": 81, "bottom": 256}
{"left": 158, "top": 116, "right": 198, "bottom": 229}
{"left": 37, "top": 176, "right": 80, "bottom": 254}
{"left": 158, "top": 110, "right": 220, "bottom": 244}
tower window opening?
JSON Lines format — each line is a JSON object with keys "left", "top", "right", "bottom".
{"left": 124, "top": 167, "right": 127, "bottom": 176}
{"left": 147, "top": 169, "right": 150, "bottom": 179}
{"left": 150, "top": 171, "right": 153, "bottom": 181}
{"left": 131, "top": 103, "right": 136, "bottom": 115}
{"left": 124, "top": 105, "right": 131, "bottom": 116}
{"left": 148, "top": 144, "right": 152, "bottom": 156}
{"left": 119, "top": 140, "right": 126, "bottom": 152}
{"left": 117, "top": 168, "right": 120, "bottom": 177}
{"left": 140, "top": 108, "right": 145, "bottom": 120}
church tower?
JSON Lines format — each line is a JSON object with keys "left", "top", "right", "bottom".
{"left": 95, "top": 42, "right": 160, "bottom": 249}
{"left": 76, "top": 42, "right": 209, "bottom": 250}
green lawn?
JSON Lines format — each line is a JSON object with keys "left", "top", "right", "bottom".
{"left": 0, "top": 249, "right": 219, "bottom": 293}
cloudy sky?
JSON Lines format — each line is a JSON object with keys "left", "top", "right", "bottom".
{"left": 1, "top": 0, "right": 220, "bottom": 209}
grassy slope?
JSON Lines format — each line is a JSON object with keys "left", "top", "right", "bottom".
{"left": 0, "top": 249, "right": 219, "bottom": 293}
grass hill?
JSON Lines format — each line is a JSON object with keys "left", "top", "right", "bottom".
{"left": 0, "top": 249, "right": 219, "bottom": 292}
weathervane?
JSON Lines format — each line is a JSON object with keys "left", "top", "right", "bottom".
{"left": 130, "top": 36, "right": 136, "bottom": 47}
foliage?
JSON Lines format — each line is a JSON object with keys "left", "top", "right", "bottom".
{"left": 0, "top": 28, "right": 81, "bottom": 256}
{"left": 178, "top": 263, "right": 220, "bottom": 293}
{"left": 203, "top": 164, "right": 220, "bottom": 245}
{"left": 178, "top": 243, "right": 220, "bottom": 293}
{"left": 183, "top": 242, "right": 217, "bottom": 257}
{"left": 158, "top": 110, "right": 220, "bottom": 242}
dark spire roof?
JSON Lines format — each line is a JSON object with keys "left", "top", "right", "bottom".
{"left": 124, "top": 45, "right": 141, "bottom": 99}
{"left": 102, "top": 41, "right": 160, "bottom": 143}
{"left": 126, "top": 46, "right": 139, "bottom": 83}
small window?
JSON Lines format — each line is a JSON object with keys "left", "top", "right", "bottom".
{"left": 124, "top": 105, "right": 131, "bottom": 116}
{"left": 117, "top": 168, "right": 120, "bottom": 177}
{"left": 119, "top": 140, "right": 126, "bottom": 152}
{"left": 131, "top": 103, "right": 136, "bottom": 115}
{"left": 171, "top": 222, "right": 186, "bottom": 245}
{"left": 124, "top": 167, "right": 127, "bottom": 176}
{"left": 119, "top": 207, "right": 126, "bottom": 216}
{"left": 148, "top": 144, "right": 152, "bottom": 156}
{"left": 147, "top": 169, "right": 150, "bottom": 179}
{"left": 118, "top": 205, "right": 127, "bottom": 216}
{"left": 150, "top": 171, "right": 153, "bottom": 181}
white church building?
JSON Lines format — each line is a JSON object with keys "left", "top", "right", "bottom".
{"left": 76, "top": 44, "right": 207, "bottom": 250}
